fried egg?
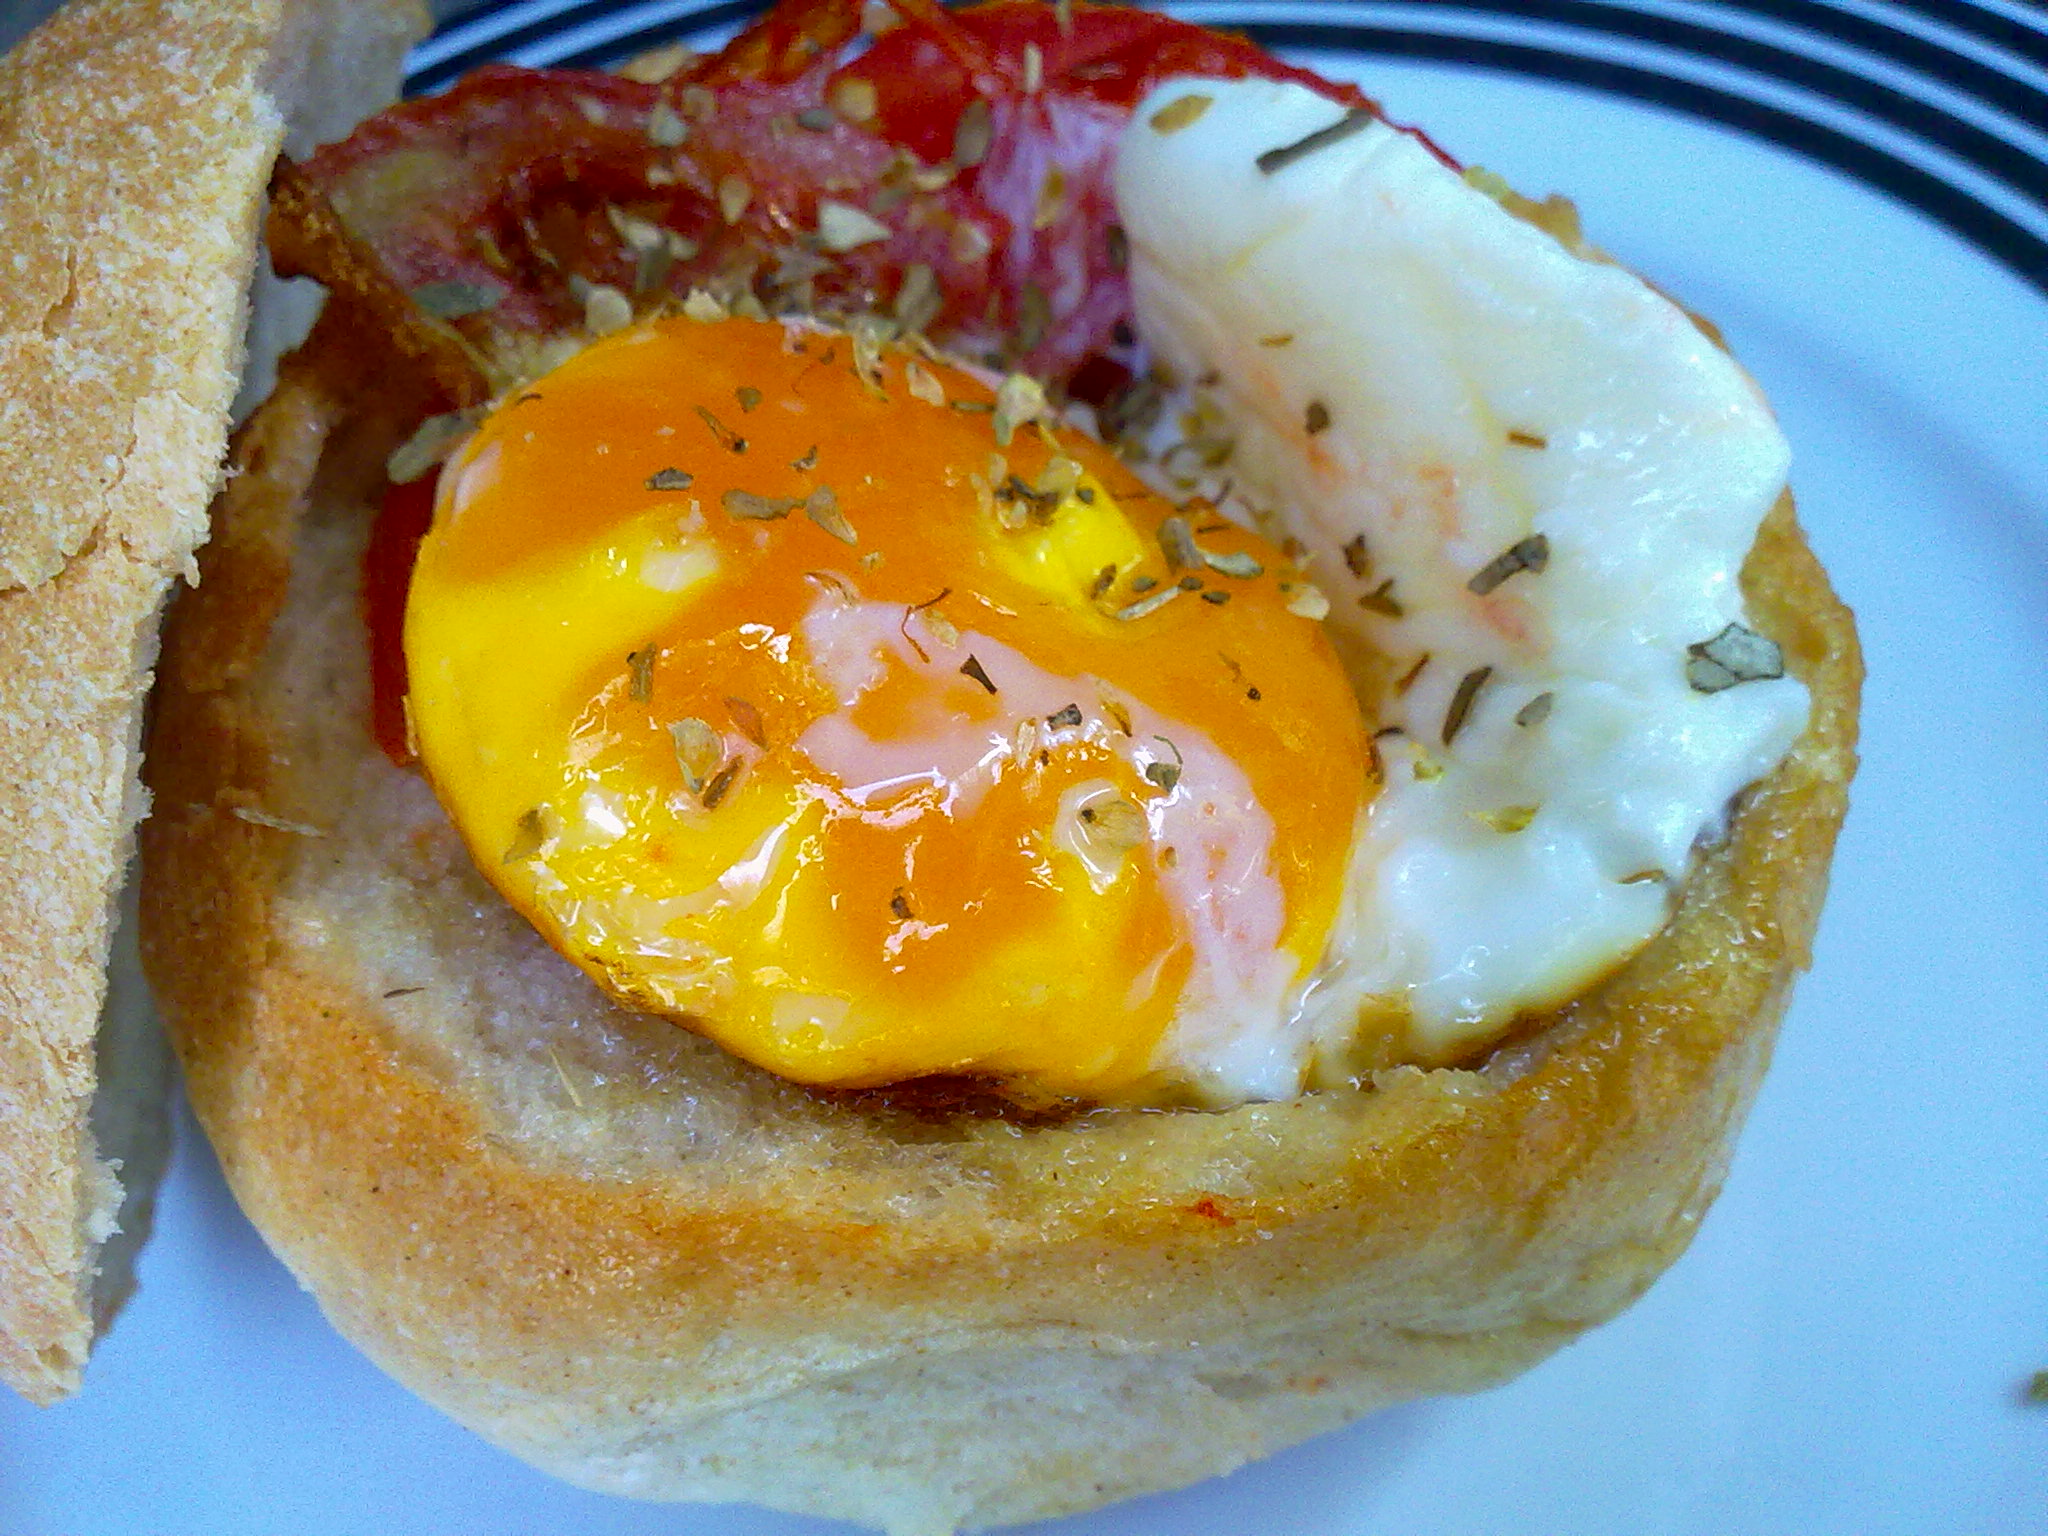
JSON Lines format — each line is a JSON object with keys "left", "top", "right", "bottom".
{"left": 406, "top": 74, "right": 1809, "bottom": 1108}
{"left": 405, "top": 316, "right": 1370, "bottom": 1106}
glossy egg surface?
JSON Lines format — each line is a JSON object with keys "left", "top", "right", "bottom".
{"left": 405, "top": 316, "right": 1370, "bottom": 1104}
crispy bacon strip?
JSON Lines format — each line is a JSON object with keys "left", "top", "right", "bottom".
{"left": 297, "top": 0, "right": 1402, "bottom": 382}
{"left": 294, "top": 0, "right": 1430, "bottom": 763}
{"left": 267, "top": 158, "right": 492, "bottom": 410}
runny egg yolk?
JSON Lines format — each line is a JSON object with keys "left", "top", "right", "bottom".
{"left": 405, "top": 317, "right": 1371, "bottom": 1105}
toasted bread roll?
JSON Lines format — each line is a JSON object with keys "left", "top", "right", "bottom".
{"left": 139, "top": 292, "right": 1858, "bottom": 1530}
{"left": 0, "top": 0, "right": 424, "bottom": 1404}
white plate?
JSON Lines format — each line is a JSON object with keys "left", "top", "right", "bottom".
{"left": 5, "top": 4, "right": 2046, "bottom": 1533}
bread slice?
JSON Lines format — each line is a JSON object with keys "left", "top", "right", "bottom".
{"left": 0, "top": 0, "right": 425, "bottom": 1406}
{"left": 139, "top": 289, "right": 1859, "bottom": 1534}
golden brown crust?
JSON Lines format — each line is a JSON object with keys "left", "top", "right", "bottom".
{"left": 139, "top": 267, "right": 1859, "bottom": 1536}
{"left": 0, "top": 0, "right": 426, "bottom": 1405}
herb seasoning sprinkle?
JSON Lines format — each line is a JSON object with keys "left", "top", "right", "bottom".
{"left": 1078, "top": 797, "right": 1148, "bottom": 851}
{"left": 1115, "top": 585, "right": 1182, "bottom": 621}
{"left": 412, "top": 279, "right": 503, "bottom": 320}
{"left": 626, "top": 646, "right": 657, "bottom": 703}
{"left": 1283, "top": 583, "right": 1327, "bottom": 619}
{"left": 724, "top": 696, "right": 767, "bottom": 750}
{"left": 1256, "top": 107, "right": 1374, "bottom": 175}
{"left": 229, "top": 807, "right": 325, "bottom": 837}
{"left": 1147, "top": 735, "right": 1184, "bottom": 791}
{"left": 722, "top": 489, "right": 799, "bottom": 521}
{"left": 669, "top": 718, "right": 721, "bottom": 791}
{"left": 700, "top": 759, "right": 742, "bottom": 809}
{"left": 1468, "top": 533, "right": 1550, "bottom": 596}
{"left": 1478, "top": 804, "right": 1539, "bottom": 834}
{"left": 696, "top": 405, "right": 746, "bottom": 453}
{"left": 1106, "top": 223, "right": 1130, "bottom": 271}
{"left": 1150, "top": 94, "right": 1213, "bottom": 134}
{"left": 1359, "top": 578, "right": 1404, "bottom": 618}
{"left": 1686, "top": 622, "right": 1785, "bottom": 693}
{"left": 804, "top": 484, "right": 857, "bottom": 544}
{"left": 904, "top": 361, "right": 946, "bottom": 405}
{"left": 503, "top": 807, "right": 547, "bottom": 865}
{"left": 1341, "top": 533, "right": 1371, "bottom": 578}
{"left": 1442, "top": 665, "right": 1494, "bottom": 747}
{"left": 645, "top": 467, "right": 694, "bottom": 491}
{"left": 959, "top": 654, "right": 998, "bottom": 694}
{"left": 1205, "top": 549, "right": 1264, "bottom": 579}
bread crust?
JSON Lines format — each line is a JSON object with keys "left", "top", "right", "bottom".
{"left": 138, "top": 258, "right": 1858, "bottom": 1534}
{"left": 0, "top": 0, "right": 425, "bottom": 1405}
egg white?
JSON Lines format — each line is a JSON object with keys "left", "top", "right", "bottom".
{"left": 1114, "top": 77, "right": 1810, "bottom": 1083}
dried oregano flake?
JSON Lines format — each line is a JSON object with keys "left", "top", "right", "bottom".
{"left": 626, "top": 645, "right": 657, "bottom": 703}
{"left": 804, "top": 484, "right": 858, "bottom": 544}
{"left": 1078, "top": 797, "right": 1147, "bottom": 851}
{"left": 1205, "top": 549, "right": 1264, "bottom": 580}
{"left": 1149, "top": 93, "right": 1213, "bottom": 134}
{"left": 1358, "top": 578, "right": 1404, "bottom": 618}
{"left": 696, "top": 405, "right": 746, "bottom": 454}
{"left": 723, "top": 489, "right": 799, "bottom": 521}
{"left": 959, "top": 654, "right": 998, "bottom": 694}
{"left": 700, "top": 758, "right": 742, "bottom": 809}
{"left": 1145, "top": 735, "right": 1184, "bottom": 792}
{"left": 1686, "top": 623, "right": 1785, "bottom": 693}
{"left": 502, "top": 807, "right": 548, "bottom": 865}
{"left": 724, "top": 695, "right": 768, "bottom": 750}
{"left": 1158, "top": 515, "right": 1199, "bottom": 571}
{"left": 1341, "top": 533, "right": 1371, "bottom": 578}
{"left": 1256, "top": 107, "right": 1374, "bottom": 175}
{"left": 1468, "top": 533, "right": 1550, "bottom": 596}
{"left": 411, "top": 279, "right": 503, "bottom": 320}
{"left": 669, "top": 717, "right": 722, "bottom": 791}
{"left": 1442, "top": 665, "right": 1494, "bottom": 747}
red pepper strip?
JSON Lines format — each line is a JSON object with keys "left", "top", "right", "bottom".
{"left": 364, "top": 474, "right": 438, "bottom": 764}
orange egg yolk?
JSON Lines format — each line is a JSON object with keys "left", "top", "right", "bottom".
{"left": 404, "top": 317, "right": 1371, "bottom": 1104}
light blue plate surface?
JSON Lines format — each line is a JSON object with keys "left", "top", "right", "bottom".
{"left": 3, "top": 4, "right": 2045, "bottom": 1532}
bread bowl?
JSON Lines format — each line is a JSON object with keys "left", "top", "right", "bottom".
{"left": 2, "top": 0, "right": 1857, "bottom": 1528}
